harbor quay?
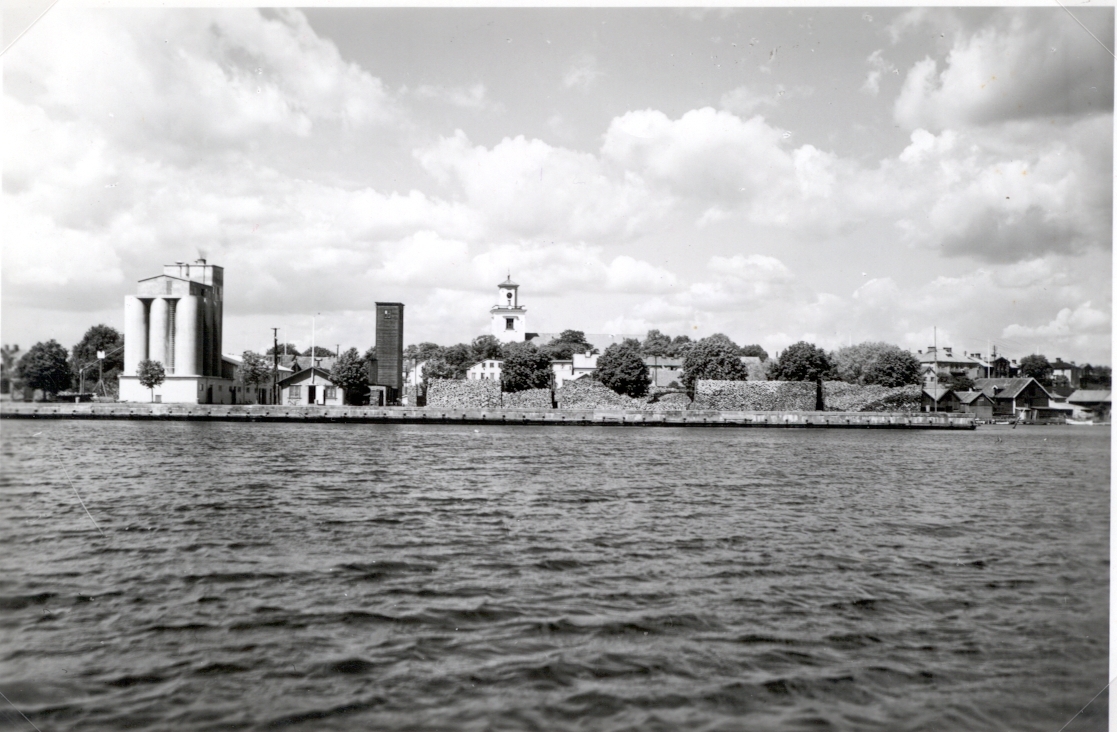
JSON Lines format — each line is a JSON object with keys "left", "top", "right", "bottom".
{"left": 0, "top": 402, "right": 975, "bottom": 429}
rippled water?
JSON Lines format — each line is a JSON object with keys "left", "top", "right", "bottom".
{"left": 0, "top": 420, "right": 1109, "bottom": 731}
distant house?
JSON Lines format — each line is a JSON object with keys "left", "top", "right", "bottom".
{"left": 955, "top": 390, "right": 995, "bottom": 421}
{"left": 646, "top": 356, "right": 685, "bottom": 387}
{"left": 1049, "top": 358, "right": 1080, "bottom": 390}
{"left": 221, "top": 353, "right": 293, "bottom": 404}
{"left": 278, "top": 367, "right": 343, "bottom": 406}
{"left": 1066, "top": 390, "right": 1111, "bottom": 422}
{"left": 916, "top": 346, "right": 986, "bottom": 385}
{"left": 467, "top": 359, "right": 504, "bottom": 382}
{"left": 988, "top": 356, "right": 1018, "bottom": 379}
{"left": 922, "top": 386, "right": 961, "bottom": 412}
{"left": 974, "top": 377, "right": 1052, "bottom": 417}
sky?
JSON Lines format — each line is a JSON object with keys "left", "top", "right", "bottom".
{"left": 3, "top": 4, "right": 1113, "bottom": 364}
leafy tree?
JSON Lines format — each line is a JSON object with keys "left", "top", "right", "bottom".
{"left": 136, "top": 359, "right": 165, "bottom": 402}
{"left": 831, "top": 342, "right": 922, "bottom": 387}
{"left": 441, "top": 343, "right": 476, "bottom": 378}
{"left": 471, "top": 335, "right": 504, "bottom": 362}
{"left": 421, "top": 357, "right": 459, "bottom": 394}
{"left": 595, "top": 343, "right": 650, "bottom": 397}
{"left": 1019, "top": 354, "right": 1053, "bottom": 386}
{"left": 500, "top": 343, "right": 553, "bottom": 392}
{"left": 238, "top": 351, "right": 272, "bottom": 401}
{"left": 671, "top": 335, "right": 694, "bottom": 358}
{"left": 704, "top": 333, "right": 742, "bottom": 356}
{"left": 681, "top": 336, "right": 750, "bottom": 390}
{"left": 739, "top": 344, "right": 769, "bottom": 361}
{"left": 19, "top": 340, "right": 71, "bottom": 397}
{"left": 69, "top": 325, "right": 124, "bottom": 390}
{"left": 267, "top": 343, "right": 301, "bottom": 356}
{"left": 768, "top": 341, "right": 832, "bottom": 382}
{"left": 640, "top": 329, "right": 674, "bottom": 357}
{"left": 539, "top": 330, "right": 594, "bottom": 361}
{"left": 303, "top": 345, "right": 335, "bottom": 358}
{"left": 557, "top": 330, "right": 591, "bottom": 347}
{"left": 330, "top": 347, "right": 370, "bottom": 404}
{"left": 1078, "top": 364, "right": 1110, "bottom": 389}
{"left": 832, "top": 342, "right": 901, "bottom": 384}
{"left": 405, "top": 342, "right": 444, "bottom": 363}
{"left": 362, "top": 346, "right": 377, "bottom": 367}
{"left": 937, "top": 371, "right": 976, "bottom": 392}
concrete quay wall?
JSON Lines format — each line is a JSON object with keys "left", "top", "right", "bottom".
{"left": 0, "top": 402, "right": 975, "bottom": 429}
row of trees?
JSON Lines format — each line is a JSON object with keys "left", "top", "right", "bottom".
{"left": 2, "top": 326, "right": 127, "bottom": 398}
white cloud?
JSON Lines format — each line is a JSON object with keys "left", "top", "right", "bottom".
{"left": 412, "top": 83, "right": 495, "bottom": 110}
{"left": 1004, "top": 302, "right": 1110, "bottom": 339}
{"left": 860, "top": 50, "right": 896, "bottom": 96}
{"left": 563, "top": 52, "right": 601, "bottom": 90}
{"left": 415, "top": 130, "right": 660, "bottom": 240}
{"left": 894, "top": 8, "right": 1113, "bottom": 130}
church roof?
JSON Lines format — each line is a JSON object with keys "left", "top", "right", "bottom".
{"left": 500, "top": 275, "right": 519, "bottom": 288}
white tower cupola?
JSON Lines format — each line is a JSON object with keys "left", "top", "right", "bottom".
{"left": 490, "top": 274, "right": 527, "bottom": 343}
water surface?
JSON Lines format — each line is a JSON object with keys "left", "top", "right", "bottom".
{"left": 0, "top": 421, "right": 1108, "bottom": 731}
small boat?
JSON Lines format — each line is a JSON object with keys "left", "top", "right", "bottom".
{"left": 1066, "top": 418, "right": 1094, "bottom": 426}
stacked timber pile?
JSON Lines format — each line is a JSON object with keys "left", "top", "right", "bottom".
{"left": 644, "top": 392, "right": 692, "bottom": 411}
{"left": 556, "top": 379, "right": 645, "bottom": 410}
{"left": 856, "top": 384, "right": 922, "bottom": 412}
{"left": 822, "top": 382, "right": 894, "bottom": 411}
{"left": 693, "top": 380, "right": 816, "bottom": 411}
{"left": 822, "top": 382, "right": 922, "bottom": 412}
{"left": 502, "top": 389, "right": 553, "bottom": 409}
{"left": 425, "top": 379, "right": 501, "bottom": 409}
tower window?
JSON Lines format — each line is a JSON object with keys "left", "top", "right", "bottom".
{"left": 505, "top": 317, "right": 515, "bottom": 330}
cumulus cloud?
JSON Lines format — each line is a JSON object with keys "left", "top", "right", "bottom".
{"left": 563, "top": 52, "right": 601, "bottom": 90}
{"left": 6, "top": 8, "right": 395, "bottom": 161}
{"left": 894, "top": 8, "right": 1114, "bottom": 130}
{"left": 415, "top": 130, "right": 660, "bottom": 240}
{"left": 861, "top": 50, "right": 896, "bottom": 96}
{"left": 411, "top": 83, "right": 496, "bottom": 110}
{"left": 1004, "top": 302, "right": 1110, "bottom": 339}
{"left": 888, "top": 117, "right": 1111, "bottom": 262}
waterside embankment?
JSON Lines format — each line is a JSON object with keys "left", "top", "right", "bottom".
{"left": 0, "top": 402, "right": 975, "bottom": 429}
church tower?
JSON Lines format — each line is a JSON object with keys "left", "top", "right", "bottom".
{"left": 490, "top": 274, "right": 526, "bottom": 343}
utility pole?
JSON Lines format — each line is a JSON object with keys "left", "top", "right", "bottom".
{"left": 271, "top": 327, "right": 279, "bottom": 405}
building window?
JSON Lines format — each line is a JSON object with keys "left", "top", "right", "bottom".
{"left": 288, "top": 385, "right": 301, "bottom": 399}
{"left": 324, "top": 386, "right": 337, "bottom": 399}
{"left": 505, "top": 317, "right": 515, "bottom": 330}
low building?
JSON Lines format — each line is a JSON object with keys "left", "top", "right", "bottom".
{"left": 922, "top": 386, "right": 961, "bottom": 412}
{"left": 1050, "top": 358, "right": 1081, "bottom": 390}
{"left": 1066, "top": 390, "right": 1111, "bottom": 422}
{"left": 917, "top": 346, "right": 985, "bottom": 385}
{"left": 467, "top": 359, "right": 504, "bottom": 382}
{"left": 646, "top": 356, "right": 684, "bottom": 387}
{"left": 955, "top": 390, "right": 995, "bottom": 421}
{"left": 974, "top": 377, "right": 1052, "bottom": 417}
{"left": 278, "top": 367, "right": 343, "bottom": 406}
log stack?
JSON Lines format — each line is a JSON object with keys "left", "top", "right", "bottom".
{"left": 502, "top": 388, "right": 553, "bottom": 409}
{"left": 693, "top": 381, "right": 816, "bottom": 411}
{"left": 425, "top": 379, "right": 501, "bottom": 409}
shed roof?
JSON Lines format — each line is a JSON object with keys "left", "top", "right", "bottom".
{"left": 974, "top": 377, "right": 1049, "bottom": 400}
{"left": 954, "top": 390, "right": 993, "bottom": 405}
{"left": 1067, "top": 389, "right": 1111, "bottom": 404}
{"left": 277, "top": 367, "right": 334, "bottom": 387}
{"left": 923, "top": 386, "right": 956, "bottom": 401}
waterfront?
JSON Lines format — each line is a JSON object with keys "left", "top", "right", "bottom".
{"left": 0, "top": 421, "right": 1108, "bottom": 731}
